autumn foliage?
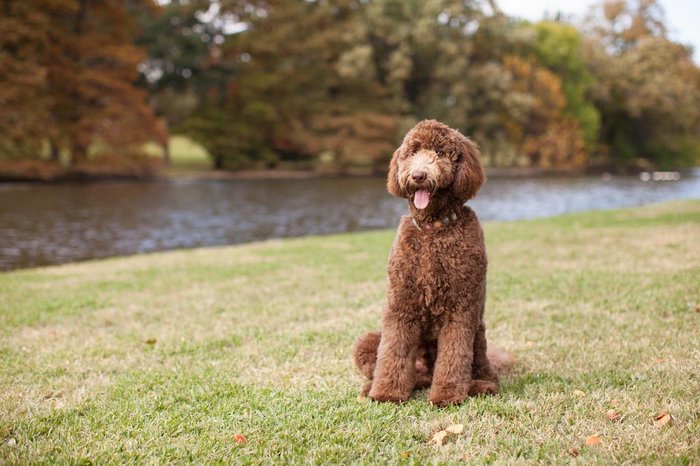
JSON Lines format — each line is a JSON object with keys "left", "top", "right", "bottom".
{"left": 1, "top": 0, "right": 700, "bottom": 176}
{"left": 0, "top": 0, "right": 163, "bottom": 177}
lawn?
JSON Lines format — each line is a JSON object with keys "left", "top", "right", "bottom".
{"left": 144, "top": 135, "right": 211, "bottom": 173}
{"left": 1, "top": 200, "right": 699, "bottom": 464}
{"left": 165, "top": 136, "right": 211, "bottom": 173}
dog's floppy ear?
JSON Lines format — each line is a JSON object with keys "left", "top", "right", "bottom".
{"left": 386, "top": 146, "right": 404, "bottom": 197}
{"left": 453, "top": 135, "right": 485, "bottom": 200}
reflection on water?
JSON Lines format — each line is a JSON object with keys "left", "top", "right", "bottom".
{"left": 1, "top": 170, "right": 699, "bottom": 270}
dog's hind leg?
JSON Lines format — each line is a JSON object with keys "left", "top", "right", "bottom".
{"left": 354, "top": 331, "right": 381, "bottom": 395}
{"left": 414, "top": 344, "right": 436, "bottom": 389}
{"left": 355, "top": 332, "right": 435, "bottom": 396}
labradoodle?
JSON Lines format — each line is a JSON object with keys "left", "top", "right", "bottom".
{"left": 353, "top": 119, "right": 512, "bottom": 406}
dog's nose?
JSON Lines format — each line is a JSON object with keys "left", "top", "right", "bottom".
{"left": 412, "top": 171, "right": 427, "bottom": 183}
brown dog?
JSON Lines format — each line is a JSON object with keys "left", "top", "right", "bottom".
{"left": 354, "top": 119, "right": 510, "bottom": 406}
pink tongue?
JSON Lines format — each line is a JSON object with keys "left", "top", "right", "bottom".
{"left": 414, "top": 189, "right": 430, "bottom": 209}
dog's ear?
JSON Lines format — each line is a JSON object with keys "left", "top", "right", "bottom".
{"left": 386, "top": 146, "right": 404, "bottom": 197}
{"left": 453, "top": 135, "right": 485, "bottom": 200}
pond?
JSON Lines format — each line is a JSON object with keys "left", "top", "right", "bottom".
{"left": 1, "top": 170, "right": 699, "bottom": 270}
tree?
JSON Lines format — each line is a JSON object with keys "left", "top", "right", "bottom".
{"left": 585, "top": 0, "right": 666, "bottom": 55}
{"left": 203, "top": 0, "right": 399, "bottom": 171}
{"left": 0, "top": 0, "right": 52, "bottom": 160}
{"left": 45, "top": 0, "right": 164, "bottom": 166}
{"left": 133, "top": 0, "right": 222, "bottom": 163}
{"left": 584, "top": 0, "right": 700, "bottom": 168}
{"left": 529, "top": 21, "right": 600, "bottom": 149}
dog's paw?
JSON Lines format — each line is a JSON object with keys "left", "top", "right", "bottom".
{"left": 468, "top": 379, "right": 499, "bottom": 396}
{"left": 360, "top": 381, "right": 372, "bottom": 398}
{"left": 428, "top": 383, "right": 469, "bottom": 407}
{"left": 368, "top": 383, "right": 411, "bottom": 403}
{"left": 368, "top": 393, "right": 409, "bottom": 403}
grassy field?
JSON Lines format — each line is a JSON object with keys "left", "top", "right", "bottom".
{"left": 144, "top": 136, "right": 211, "bottom": 173}
{"left": 1, "top": 201, "right": 699, "bottom": 464}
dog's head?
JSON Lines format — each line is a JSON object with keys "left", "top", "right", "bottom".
{"left": 387, "top": 120, "right": 485, "bottom": 210}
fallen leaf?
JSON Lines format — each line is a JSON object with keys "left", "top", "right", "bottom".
{"left": 429, "top": 430, "right": 449, "bottom": 446}
{"left": 43, "top": 391, "right": 63, "bottom": 400}
{"left": 573, "top": 390, "right": 586, "bottom": 397}
{"left": 606, "top": 409, "right": 621, "bottom": 421}
{"left": 445, "top": 424, "right": 464, "bottom": 434}
{"left": 693, "top": 304, "right": 700, "bottom": 313}
{"left": 585, "top": 435, "right": 601, "bottom": 446}
{"left": 399, "top": 451, "right": 410, "bottom": 459}
{"left": 429, "top": 424, "right": 464, "bottom": 446}
{"left": 234, "top": 434, "right": 247, "bottom": 443}
{"left": 144, "top": 338, "right": 157, "bottom": 345}
{"left": 654, "top": 412, "right": 672, "bottom": 428}
{"left": 568, "top": 447, "right": 580, "bottom": 457}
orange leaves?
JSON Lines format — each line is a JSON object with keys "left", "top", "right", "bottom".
{"left": 234, "top": 434, "right": 247, "bottom": 444}
{"left": 580, "top": 407, "right": 674, "bottom": 451}
{"left": 444, "top": 424, "right": 465, "bottom": 434}
{"left": 606, "top": 409, "right": 621, "bottom": 421}
{"left": 654, "top": 412, "right": 672, "bottom": 428}
{"left": 429, "top": 424, "right": 464, "bottom": 446}
{"left": 429, "top": 431, "right": 450, "bottom": 446}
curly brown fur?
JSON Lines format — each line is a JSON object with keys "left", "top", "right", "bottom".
{"left": 354, "top": 119, "right": 512, "bottom": 406}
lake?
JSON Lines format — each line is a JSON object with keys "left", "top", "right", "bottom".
{"left": 1, "top": 170, "right": 699, "bottom": 270}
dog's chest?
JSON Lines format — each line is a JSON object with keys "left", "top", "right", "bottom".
{"left": 415, "top": 238, "right": 456, "bottom": 306}
{"left": 388, "top": 219, "right": 486, "bottom": 314}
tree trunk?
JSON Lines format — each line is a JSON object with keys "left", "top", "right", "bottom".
{"left": 163, "top": 140, "right": 171, "bottom": 165}
{"left": 213, "top": 154, "right": 224, "bottom": 170}
{"left": 49, "top": 141, "right": 60, "bottom": 163}
{"left": 70, "top": 144, "right": 88, "bottom": 166}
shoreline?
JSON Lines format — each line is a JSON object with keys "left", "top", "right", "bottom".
{"left": 2, "top": 165, "right": 695, "bottom": 184}
{"left": 3, "top": 198, "right": 698, "bottom": 273}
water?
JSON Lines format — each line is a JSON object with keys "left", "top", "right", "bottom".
{"left": 1, "top": 170, "right": 699, "bottom": 270}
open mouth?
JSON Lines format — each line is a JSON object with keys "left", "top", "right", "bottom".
{"left": 413, "top": 189, "right": 430, "bottom": 209}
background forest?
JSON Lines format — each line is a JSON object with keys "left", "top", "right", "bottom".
{"left": 1, "top": 0, "right": 699, "bottom": 178}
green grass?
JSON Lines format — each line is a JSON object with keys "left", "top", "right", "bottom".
{"left": 1, "top": 200, "right": 699, "bottom": 464}
{"left": 144, "top": 136, "right": 211, "bottom": 173}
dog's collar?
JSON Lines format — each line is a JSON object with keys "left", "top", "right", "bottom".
{"left": 409, "top": 209, "right": 460, "bottom": 232}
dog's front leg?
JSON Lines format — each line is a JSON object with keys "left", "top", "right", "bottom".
{"left": 368, "top": 316, "right": 419, "bottom": 403}
{"left": 469, "top": 321, "right": 499, "bottom": 396}
{"left": 428, "top": 318, "right": 475, "bottom": 406}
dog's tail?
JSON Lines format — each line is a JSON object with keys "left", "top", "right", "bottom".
{"left": 487, "top": 345, "right": 515, "bottom": 376}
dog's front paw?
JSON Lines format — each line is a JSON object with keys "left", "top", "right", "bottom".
{"left": 428, "top": 383, "right": 469, "bottom": 407}
{"left": 468, "top": 379, "right": 499, "bottom": 396}
{"left": 368, "top": 381, "right": 411, "bottom": 403}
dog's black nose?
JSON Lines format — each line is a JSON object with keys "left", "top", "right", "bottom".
{"left": 412, "top": 171, "right": 427, "bottom": 183}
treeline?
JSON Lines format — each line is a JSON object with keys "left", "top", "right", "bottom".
{"left": 1, "top": 0, "right": 699, "bottom": 176}
{"left": 0, "top": 0, "right": 167, "bottom": 178}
